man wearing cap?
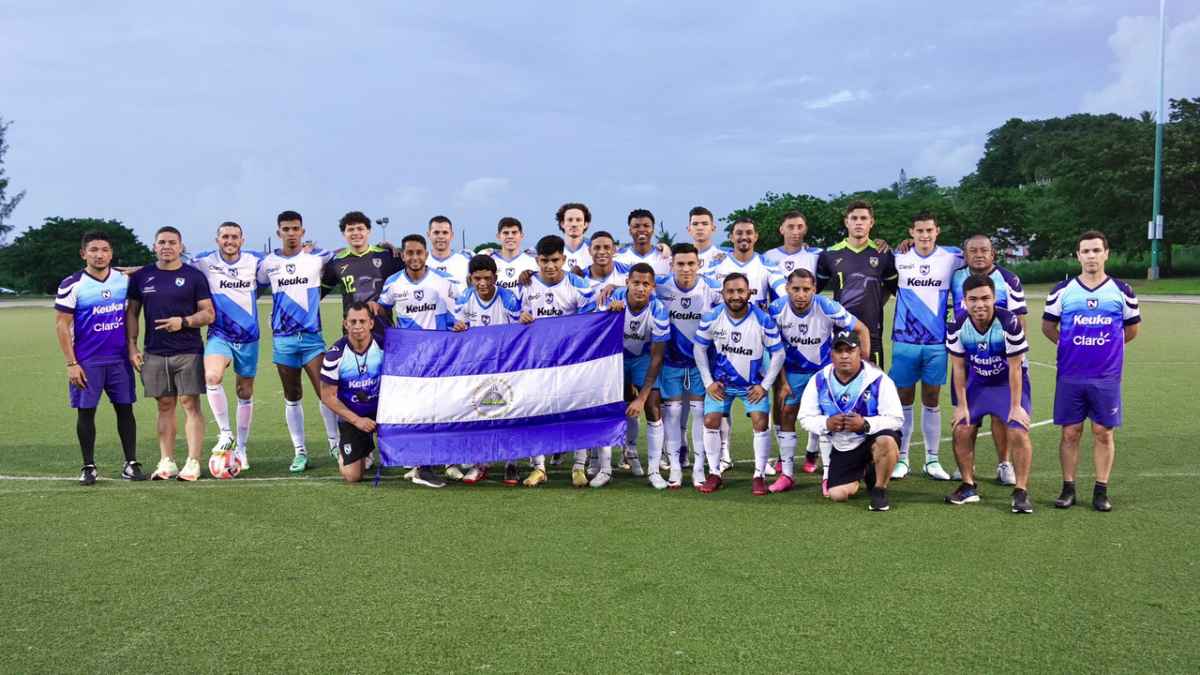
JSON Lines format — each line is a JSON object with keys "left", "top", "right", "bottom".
{"left": 797, "top": 329, "right": 903, "bottom": 511}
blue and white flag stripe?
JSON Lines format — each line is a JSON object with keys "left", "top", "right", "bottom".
{"left": 377, "top": 312, "right": 627, "bottom": 466}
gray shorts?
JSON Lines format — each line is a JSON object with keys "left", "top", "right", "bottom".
{"left": 142, "top": 353, "right": 205, "bottom": 398}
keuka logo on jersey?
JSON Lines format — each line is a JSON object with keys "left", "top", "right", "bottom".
{"left": 906, "top": 277, "right": 943, "bottom": 287}
{"left": 719, "top": 342, "right": 754, "bottom": 356}
{"left": 278, "top": 276, "right": 310, "bottom": 288}
{"left": 404, "top": 303, "right": 437, "bottom": 314}
{"left": 219, "top": 279, "right": 254, "bottom": 290}
{"left": 535, "top": 306, "right": 564, "bottom": 317}
{"left": 670, "top": 310, "right": 702, "bottom": 321}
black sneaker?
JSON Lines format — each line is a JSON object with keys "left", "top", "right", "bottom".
{"left": 503, "top": 463, "right": 520, "bottom": 486}
{"left": 122, "top": 461, "right": 148, "bottom": 481}
{"left": 1011, "top": 489, "right": 1033, "bottom": 514}
{"left": 868, "top": 487, "right": 890, "bottom": 512}
{"left": 946, "top": 482, "right": 981, "bottom": 505}
{"left": 79, "top": 464, "right": 98, "bottom": 486}
{"left": 1092, "top": 492, "right": 1112, "bottom": 512}
{"left": 1054, "top": 487, "right": 1076, "bottom": 509}
{"left": 412, "top": 465, "right": 446, "bottom": 489}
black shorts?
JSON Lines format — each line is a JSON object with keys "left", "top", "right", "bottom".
{"left": 827, "top": 430, "right": 901, "bottom": 488}
{"left": 337, "top": 419, "right": 375, "bottom": 465}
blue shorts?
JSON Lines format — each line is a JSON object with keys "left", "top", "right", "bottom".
{"left": 69, "top": 361, "right": 137, "bottom": 409}
{"left": 704, "top": 387, "right": 772, "bottom": 417}
{"left": 954, "top": 374, "right": 1033, "bottom": 429}
{"left": 783, "top": 371, "right": 815, "bottom": 407}
{"left": 205, "top": 335, "right": 260, "bottom": 377}
{"left": 624, "top": 354, "right": 656, "bottom": 390}
{"left": 660, "top": 365, "right": 704, "bottom": 399}
{"left": 889, "top": 342, "right": 948, "bottom": 388}
{"left": 272, "top": 332, "right": 325, "bottom": 369}
{"left": 1054, "top": 377, "right": 1122, "bottom": 428}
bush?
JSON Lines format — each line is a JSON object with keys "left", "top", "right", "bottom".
{"left": 1006, "top": 245, "right": 1200, "bottom": 284}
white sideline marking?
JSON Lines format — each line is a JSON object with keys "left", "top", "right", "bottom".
{"left": 907, "top": 418, "right": 1056, "bottom": 449}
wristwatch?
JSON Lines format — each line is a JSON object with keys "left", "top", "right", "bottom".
{"left": 862, "top": 419, "right": 871, "bottom": 434}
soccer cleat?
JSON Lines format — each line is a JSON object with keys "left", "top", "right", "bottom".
{"left": 763, "top": 461, "right": 777, "bottom": 477}
{"left": 444, "top": 465, "right": 464, "bottom": 481}
{"left": 177, "top": 458, "right": 202, "bottom": 482}
{"left": 1093, "top": 492, "right": 1112, "bottom": 512}
{"left": 328, "top": 442, "right": 339, "bottom": 460}
{"left": 626, "top": 454, "right": 645, "bottom": 477}
{"left": 1011, "top": 489, "right": 1034, "bottom": 514}
{"left": 522, "top": 468, "right": 548, "bottom": 488}
{"left": 768, "top": 474, "right": 795, "bottom": 494}
{"left": 751, "top": 476, "right": 768, "bottom": 496}
{"left": 586, "top": 463, "right": 599, "bottom": 479}
{"left": 802, "top": 454, "right": 818, "bottom": 474}
{"left": 234, "top": 449, "right": 249, "bottom": 471}
{"left": 697, "top": 474, "right": 723, "bottom": 494}
{"left": 868, "top": 487, "right": 890, "bottom": 512}
{"left": 412, "top": 466, "right": 447, "bottom": 488}
{"left": 718, "top": 459, "right": 733, "bottom": 475}
{"left": 1054, "top": 488, "right": 1076, "bottom": 509}
{"left": 210, "top": 432, "right": 234, "bottom": 456}
{"left": 402, "top": 467, "right": 417, "bottom": 480}
{"left": 571, "top": 467, "right": 588, "bottom": 488}
{"left": 79, "top": 464, "right": 98, "bottom": 486}
{"left": 503, "top": 464, "right": 520, "bottom": 486}
{"left": 923, "top": 460, "right": 951, "bottom": 481}
{"left": 122, "top": 461, "right": 147, "bottom": 481}
{"left": 946, "top": 482, "right": 981, "bottom": 505}
{"left": 462, "top": 465, "right": 487, "bottom": 485}
{"left": 152, "top": 457, "right": 179, "bottom": 480}
{"left": 589, "top": 471, "right": 611, "bottom": 488}
{"left": 648, "top": 473, "right": 669, "bottom": 490}
{"left": 996, "top": 461, "right": 1016, "bottom": 486}
{"left": 550, "top": 453, "right": 564, "bottom": 466}
{"left": 821, "top": 479, "right": 829, "bottom": 498}
{"left": 891, "top": 459, "right": 910, "bottom": 480}
{"left": 289, "top": 453, "right": 309, "bottom": 474}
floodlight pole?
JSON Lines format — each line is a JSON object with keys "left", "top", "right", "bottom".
{"left": 1148, "top": 0, "right": 1166, "bottom": 280}
{"left": 376, "top": 217, "right": 390, "bottom": 245}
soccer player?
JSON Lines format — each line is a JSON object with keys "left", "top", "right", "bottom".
{"left": 599, "top": 263, "right": 669, "bottom": 488}
{"left": 582, "top": 230, "right": 629, "bottom": 293}
{"left": 656, "top": 243, "right": 723, "bottom": 488}
{"left": 763, "top": 210, "right": 821, "bottom": 276}
{"left": 450, "top": 255, "right": 524, "bottom": 485}
{"left": 950, "top": 233, "right": 1028, "bottom": 485}
{"left": 557, "top": 202, "right": 593, "bottom": 274}
{"left": 1042, "top": 230, "right": 1140, "bottom": 512}
{"left": 491, "top": 217, "right": 540, "bottom": 293}
{"left": 889, "top": 212, "right": 962, "bottom": 481}
{"left": 321, "top": 211, "right": 402, "bottom": 341}
{"left": 426, "top": 215, "right": 472, "bottom": 292}
{"left": 320, "top": 302, "right": 387, "bottom": 484}
{"left": 768, "top": 269, "right": 869, "bottom": 494}
{"left": 187, "top": 221, "right": 265, "bottom": 473}
{"left": 686, "top": 206, "right": 730, "bottom": 267}
{"left": 378, "top": 234, "right": 456, "bottom": 331}
{"left": 56, "top": 231, "right": 146, "bottom": 485}
{"left": 614, "top": 209, "right": 672, "bottom": 276}
{"left": 798, "top": 330, "right": 903, "bottom": 512}
{"left": 816, "top": 200, "right": 898, "bottom": 368}
{"left": 256, "top": 210, "right": 341, "bottom": 473}
{"left": 518, "top": 234, "right": 597, "bottom": 487}
{"left": 126, "top": 226, "right": 215, "bottom": 481}
{"left": 693, "top": 273, "right": 785, "bottom": 495}
{"left": 945, "top": 274, "right": 1034, "bottom": 513}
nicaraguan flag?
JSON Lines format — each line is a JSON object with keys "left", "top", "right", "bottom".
{"left": 377, "top": 312, "right": 626, "bottom": 466}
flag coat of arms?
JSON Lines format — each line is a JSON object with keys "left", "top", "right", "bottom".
{"left": 377, "top": 312, "right": 626, "bottom": 465}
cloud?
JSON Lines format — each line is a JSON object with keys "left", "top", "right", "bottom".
{"left": 455, "top": 177, "right": 509, "bottom": 205}
{"left": 1081, "top": 13, "right": 1200, "bottom": 116}
{"left": 803, "top": 89, "right": 872, "bottom": 110}
{"left": 911, "top": 139, "right": 983, "bottom": 184}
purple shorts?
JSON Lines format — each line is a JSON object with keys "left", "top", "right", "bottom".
{"left": 1054, "top": 377, "right": 1122, "bottom": 428}
{"left": 69, "top": 361, "right": 137, "bottom": 409}
{"left": 958, "top": 375, "right": 1032, "bottom": 429}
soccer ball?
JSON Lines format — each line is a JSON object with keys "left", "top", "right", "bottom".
{"left": 208, "top": 451, "right": 241, "bottom": 479}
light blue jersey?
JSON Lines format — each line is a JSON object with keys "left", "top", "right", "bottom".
{"left": 257, "top": 248, "right": 334, "bottom": 337}
{"left": 611, "top": 287, "right": 670, "bottom": 358}
{"left": 521, "top": 272, "right": 596, "bottom": 318}
{"left": 655, "top": 274, "right": 723, "bottom": 368}
{"left": 452, "top": 286, "right": 522, "bottom": 327}
{"left": 768, "top": 295, "right": 857, "bottom": 375}
{"left": 892, "top": 245, "right": 962, "bottom": 345}
{"left": 189, "top": 250, "right": 264, "bottom": 343}
{"left": 951, "top": 265, "right": 1027, "bottom": 316}
{"left": 694, "top": 305, "right": 784, "bottom": 389}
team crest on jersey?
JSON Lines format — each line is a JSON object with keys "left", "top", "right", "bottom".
{"left": 506, "top": 268, "right": 515, "bottom": 277}
{"left": 175, "top": 277, "right": 185, "bottom": 287}
{"left": 414, "top": 290, "right": 425, "bottom": 302}
{"left": 286, "top": 264, "right": 296, "bottom": 275}
{"left": 868, "top": 257, "right": 879, "bottom": 268}
{"left": 372, "top": 258, "right": 382, "bottom": 268}
{"left": 1087, "top": 298, "right": 1098, "bottom": 309}
{"left": 731, "top": 331, "right": 742, "bottom": 344}
{"left": 798, "top": 323, "right": 808, "bottom": 335}
{"left": 839, "top": 394, "right": 850, "bottom": 404}
{"left": 863, "top": 390, "right": 872, "bottom": 401}
{"left": 229, "top": 267, "right": 239, "bottom": 277}
{"left": 472, "top": 377, "right": 514, "bottom": 417}
{"left": 977, "top": 341, "right": 988, "bottom": 353}
{"left": 681, "top": 297, "right": 692, "bottom": 309}
{"left": 545, "top": 292, "right": 554, "bottom": 305}
{"left": 481, "top": 315, "right": 491, "bottom": 326}
{"left": 629, "top": 319, "right": 642, "bottom": 332}
{"left": 338, "top": 264, "right": 349, "bottom": 274}
{"left": 101, "top": 289, "right": 112, "bottom": 300}
{"left": 920, "top": 264, "right": 930, "bottom": 275}
{"left": 784, "top": 261, "right": 794, "bottom": 271}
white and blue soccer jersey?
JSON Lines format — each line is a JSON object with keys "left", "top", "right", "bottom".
{"left": 257, "top": 249, "right": 334, "bottom": 337}
{"left": 55, "top": 269, "right": 129, "bottom": 365}
{"left": 694, "top": 305, "right": 784, "bottom": 389}
{"left": 610, "top": 287, "right": 670, "bottom": 358}
{"left": 563, "top": 240, "right": 593, "bottom": 272}
{"left": 491, "top": 251, "right": 540, "bottom": 293}
{"left": 452, "top": 286, "right": 522, "bottom": 327}
{"left": 428, "top": 250, "right": 471, "bottom": 294}
{"left": 320, "top": 336, "right": 385, "bottom": 419}
{"left": 951, "top": 265, "right": 1027, "bottom": 316}
{"left": 521, "top": 272, "right": 596, "bottom": 318}
{"left": 892, "top": 246, "right": 962, "bottom": 345}
{"left": 696, "top": 245, "right": 731, "bottom": 268}
{"left": 946, "top": 307, "right": 1029, "bottom": 386}
{"left": 1043, "top": 276, "right": 1140, "bottom": 381}
{"left": 614, "top": 245, "right": 671, "bottom": 276}
{"left": 655, "top": 274, "right": 723, "bottom": 368}
{"left": 704, "top": 253, "right": 785, "bottom": 309}
{"left": 763, "top": 245, "right": 820, "bottom": 276}
{"left": 189, "top": 250, "right": 264, "bottom": 343}
{"left": 378, "top": 268, "right": 456, "bottom": 330}
{"left": 583, "top": 263, "right": 629, "bottom": 296}
{"left": 769, "top": 295, "right": 857, "bottom": 375}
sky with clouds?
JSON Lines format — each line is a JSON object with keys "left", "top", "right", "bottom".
{"left": 2, "top": 1, "right": 1198, "bottom": 250}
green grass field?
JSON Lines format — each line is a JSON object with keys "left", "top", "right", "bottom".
{"left": 2, "top": 296, "right": 1198, "bottom": 673}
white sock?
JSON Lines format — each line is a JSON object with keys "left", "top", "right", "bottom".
{"left": 702, "top": 427, "right": 723, "bottom": 476}
{"left": 599, "top": 446, "right": 613, "bottom": 474}
{"left": 805, "top": 433, "right": 818, "bottom": 457}
{"left": 720, "top": 416, "right": 732, "bottom": 464}
{"left": 679, "top": 401, "right": 690, "bottom": 443}
{"left": 284, "top": 399, "right": 305, "bottom": 454}
{"left": 532, "top": 455, "right": 546, "bottom": 471}
{"left": 820, "top": 437, "right": 832, "bottom": 480}
{"left": 646, "top": 419, "right": 665, "bottom": 476}
{"left": 773, "top": 424, "right": 782, "bottom": 451}
{"left": 900, "top": 404, "right": 914, "bottom": 462}
{"left": 689, "top": 400, "right": 706, "bottom": 467}
{"left": 922, "top": 405, "right": 942, "bottom": 462}
{"left": 235, "top": 398, "right": 253, "bottom": 452}
{"left": 319, "top": 401, "right": 339, "bottom": 450}
{"left": 663, "top": 401, "right": 683, "bottom": 481}
{"left": 573, "top": 449, "right": 588, "bottom": 469}
{"left": 753, "top": 430, "right": 771, "bottom": 477}
{"left": 625, "top": 415, "right": 639, "bottom": 449}
{"left": 205, "top": 384, "right": 231, "bottom": 435}
{"left": 779, "top": 431, "right": 798, "bottom": 477}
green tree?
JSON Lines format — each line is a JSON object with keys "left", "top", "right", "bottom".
{"left": 0, "top": 217, "right": 153, "bottom": 293}
{"left": 724, "top": 192, "right": 840, "bottom": 250}
{"left": 0, "top": 117, "right": 26, "bottom": 245}
{"left": 473, "top": 241, "right": 500, "bottom": 253}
